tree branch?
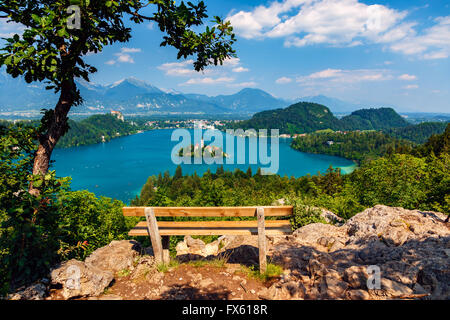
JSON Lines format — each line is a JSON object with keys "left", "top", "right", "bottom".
{"left": 131, "top": 11, "right": 156, "bottom": 21}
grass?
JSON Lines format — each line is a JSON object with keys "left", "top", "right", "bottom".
{"left": 157, "top": 259, "right": 181, "bottom": 273}
{"left": 117, "top": 268, "right": 131, "bottom": 277}
{"left": 239, "top": 262, "right": 283, "bottom": 282}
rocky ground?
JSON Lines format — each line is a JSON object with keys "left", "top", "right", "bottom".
{"left": 9, "top": 205, "right": 450, "bottom": 300}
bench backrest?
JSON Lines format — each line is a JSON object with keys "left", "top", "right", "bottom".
{"left": 123, "top": 206, "right": 293, "bottom": 217}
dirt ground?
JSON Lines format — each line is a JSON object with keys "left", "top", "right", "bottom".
{"left": 48, "top": 263, "right": 279, "bottom": 300}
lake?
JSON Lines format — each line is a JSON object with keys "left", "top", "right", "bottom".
{"left": 52, "top": 129, "right": 355, "bottom": 204}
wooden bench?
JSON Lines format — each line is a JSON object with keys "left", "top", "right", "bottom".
{"left": 123, "top": 206, "right": 294, "bottom": 272}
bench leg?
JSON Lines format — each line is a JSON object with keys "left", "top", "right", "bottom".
{"left": 162, "top": 236, "right": 170, "bottom": 264}
{"left": 257, "top": 207, "right": 267, "bottom": 274}
{"left": 145, "top": 208, "right": 164, "bottom": 264}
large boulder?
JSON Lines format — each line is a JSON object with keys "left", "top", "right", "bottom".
{"left": 8, "top": 282, "right": 47, "bottom": 300}
{"left": 85, "top": 240, "right": 141, "bottom": 274}
{"left": 50, "top": 259, "right": 114, "bottom": 299}
{"left": 272, "top": 205, "right": 450, "bottom": 300}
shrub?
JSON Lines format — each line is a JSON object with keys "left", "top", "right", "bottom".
{"left": 0, "top": 123, "right": 138, "bottom": 295}
{"left": 288, "top": 198, "right": 327, "bottom": 231}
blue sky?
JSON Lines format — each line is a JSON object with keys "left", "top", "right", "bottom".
{"left": 1, "top": 0, "right": 449, "bottom": 112}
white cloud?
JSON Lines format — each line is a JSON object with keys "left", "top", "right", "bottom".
{"left": 232, "top": 66, "right": 249, "bottom": 73}
{"left": 157, "top": 59, "right": 201, "bottom": 77}
{"left": 227, "top": 1, "right": 450, "bottom": 59}
{"left": 383, "top": 16, "right": 450, "bottom": 59}
{"left": 222, "top": 57, "right": 241, "bottom": 67}
{"left": 297, "top": 68, "right": 392, "bottom": 84}
{"left": 228, "top": 0, "right": 406, "bottom": 47}
{"left": 227, "top": 81, "right": 258, "bottom": 88}
{"left": 181, "top": 77, "right": 235, "bottom": 85}
{"left": 276, "top": 77, "right": 293, "bottom": 84}
{"left": 403, "top": 84, "right": 419, "bottom": 89}
{"left": 106, "top": 48, "right": 141, "bottom": 65}
{"left": 115, "top": 53, "right": 134, "bottom": 63}
{"left": 398, "top": 74, "right": 417, "bottom": 81}
{"left": 120, "top": 48, "right": 141, "bottom": 53}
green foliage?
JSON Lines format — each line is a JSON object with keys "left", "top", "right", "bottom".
{"left": 57, "top": 114, "right": 142, "bottom": 148}
{"left": 230, "top": 102, "right": 341, "bottom": 134}
{"left": 291, "top": 130, "right": 413, "bottom": 164}
{"left": 349, "top": 153, "right": 449, "bottom": 213}
{"left": 55, "top": 190, "right": 138, "bottom": 260}
{"left": 228, "top": 105, "right": 410, "bottom": 135}
{"left": 288, "top": 199, "right": 327, "bottom": 230}
{"left": 340, "top": 108, "right": 410, "bottom": 131}
{"left": 0, "top": 123, "right": 61, "bottom": 292}
{"left": 384, "top": 122, "right": 448, "bottom": 144}
{"left": 412, "top": 123, "right": 449, "bottom": 158}
{"left": 0, "top": 0, "right": 236, "bottom": 96}
{"left": 0, "top": 123, "right": 136, "bottom": 294}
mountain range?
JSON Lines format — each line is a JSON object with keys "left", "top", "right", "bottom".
{"left": 0, "top": 72, "right": 394, "bottom": 115}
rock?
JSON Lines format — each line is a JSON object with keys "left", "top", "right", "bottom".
{"left": 347, "top": 289, "right": 371, "bottom": 300}
{"left": 131, "top": 256, "right": 157, "bottom": 282}
{"left": 185, "top": 236, "right": 206, "bottom": 250}
{"left": 271, "top": 205, "right": 450, "bottom": 300}
{"left": 370, "top": 278, "right": 413, "bottom": 298}
{"left": 324, "top": 276, "right": 349, "bottom": 299}
{"left": 204, "top": 241, "right": 220, "bottom": 256}
{"left": 175, "top": 240, "right": 189, "bottom": 255}
{"left": 344, "top": 266, "right": 369, "bottom": 289}
{"left": 199, "top": 278, "right": 214, "bottom": 288}
{"left": 259, "top": 281, "right": 305, "bottom": 300}
{"left": 50, "top": 259, "right": 114, "bottom": 299}
{"left": 412, "top": 283, "right": 428, "bottom": 295}
{"left": 9, "top": 283, "right": 47, "bottom": 300}
{"left": 98, "top": 294, "right": 123, "bottom": 300}
{"left": 320, "top": 208, "right": 345, "bottom": 225}
{"left": 85, "top": 240, "right": 141, "bottom": 274}
{"left": 175, "top": 236, "right": 223, "bottom": 257}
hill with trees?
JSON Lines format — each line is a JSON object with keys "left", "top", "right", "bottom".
{"left": 384, "top": 122, "right": 448, "bottom": 144}
{"left": 340, "top": 108, "right": 410, "bottom": 130}
{"left": 228, "top": 102, "right": 342, "bottom": 134}
{"left": 412, "top": 123, "right": 450, "bottom": 157}
{"left": 228, "top": 103, "right": 412, "bottom": 134}
{"left": 291, "top": 131, "right": 413, "bottom": 163}
{"left": 56, "top": 114, "right": 142, "bottom": 148}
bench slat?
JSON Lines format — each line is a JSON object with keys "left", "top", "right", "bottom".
{"left": 128, "top": 220, "right": 292, "bottom": 236}
{"left": 123, "top": 206, "right": 293, "bottom": 217}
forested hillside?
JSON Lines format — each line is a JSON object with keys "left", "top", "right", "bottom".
{"left": 291, "top": 131, "right": 413, "bottom": 163}
{"left": 384, "top": 122, "right": 448, "bottom": 144}
{"left": 229, "top": 103, "right": 412, "bottom": 134}
{"left": 57, "top": 114, "right": 142, "bottom": 148}
{"left": 413, "top": 123, "right": 450, "bottom": 157}
{"left": 229, "top": 102, "right": 342, "bottom": 134}
{"left": 339, "top": 108, "right": 410, "bottom": 130}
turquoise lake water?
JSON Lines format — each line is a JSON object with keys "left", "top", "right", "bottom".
{"left": 52, "top": 129, "right": 355, "bottom": 204}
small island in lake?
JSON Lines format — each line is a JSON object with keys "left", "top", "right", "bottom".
{"left": 178, "top": 140, "right": 228, "bottom": 159}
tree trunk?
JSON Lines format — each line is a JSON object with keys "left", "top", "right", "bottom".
{"left": 29, "top": 80, "right": 75, "bottom": 196}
